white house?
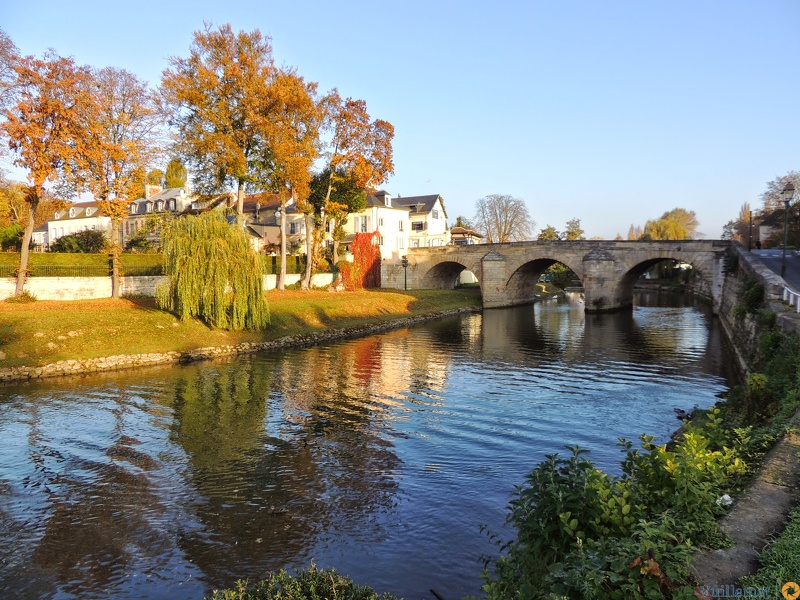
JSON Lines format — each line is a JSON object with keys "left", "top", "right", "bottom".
{"left": 48, "top": 202, "right": 112, "bottom": 246}
{"left": 343, "top": 190, "right": 411, "bottom": 260}
{"left": 392, "top": 194, "right": 450, "bottom": 248}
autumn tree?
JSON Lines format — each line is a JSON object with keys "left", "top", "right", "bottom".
{"left": 474, "top": 194, "right": 535, "bottom": 243}
{"left": 537, "top": 225, "right": 560, "bottom": 241}
{"left": 2, "top": 51, "right": 99, "bottom": 296}
{"left": 82, "top": 66, "right": 163, "bottom": 298}
{"left": 563, "top": 218, "right": 585, "bottom": 241}
{"left": 761, "top": 171, "right": 800, "bottom": 212}
{"left": 308, "top": 90, "right": 394, "bottom": 284}
{"left": 146, "top": 168, "right": 164, "bottom": 186}
{"left": 161, "top": 23, "right": 276, "bottom": 221}
{"left": 309, "top": 167, "right": 366, "bottom": 265}
{"left": 165, "top": 157, "right": 187, "bottom": 188}
{"left": 454, "top": 216, "right": 474, "bottom": 229}
{"left": 641, "top": 208, "right": 699, "bottom": 240}
{"left": 0, "top": 28, "right": 19, "bottom": 118}
{"left": 259, "top": 69, "right": 321, "bottom": 290}
{"left": 721, "top": 202, "right": 752, "bottom": 245}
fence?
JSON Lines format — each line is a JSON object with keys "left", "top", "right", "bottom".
{"left": 783, "top": 286, "right": 800, "bottom": 313}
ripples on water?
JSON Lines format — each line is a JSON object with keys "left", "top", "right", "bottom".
{"left": 0, "top": 293, "right": 733, "bottom": 599}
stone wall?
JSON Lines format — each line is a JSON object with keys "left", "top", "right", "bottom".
{"left": 717, "top": 242, "right": 789, "bottom": 375}
{"left": 0, "top": 273, "right": 336, "bottom": 301}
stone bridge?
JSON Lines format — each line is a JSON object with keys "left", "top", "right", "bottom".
{"left": 381, "top": 240, "right": 731, "bottom": 312}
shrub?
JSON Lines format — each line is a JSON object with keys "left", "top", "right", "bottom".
{"left": 480, "top": 411, "right": 746, "bottom": 599}
{"left": 205, "top": 564, "right": 399, "bottom": 600}
{"left": 49, "top": 229, "right": 107, "bottom": 253}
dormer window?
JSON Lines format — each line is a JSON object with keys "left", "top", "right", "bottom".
{"left": 146, "top": 201, "right": 153, "bottom": 213}
{"left": 129, "top": 203, "right": 137, "bottom": 214}
{"left": 69, "top": 208, "right": 76, "bottom": 218}
{"left": 85, "top": 207, "right": 93, "bottom": 217}
{"left": 157, "top": 200, "right": 164, "bottom": 211}
{"left": 168, "top": 199, "right": 176, "bottom": 211}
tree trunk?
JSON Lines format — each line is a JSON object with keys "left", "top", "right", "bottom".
{"left": 110, "top": 220, "right": 122, "bottom": 298}
{"left": 301, "top": 213, "right": 313, "bottom": 290}
{"left": 236, "top": 180, "right": 245, "bottom": 225}
{"left": 278, "top": 196, "right": 287, "bottom": 291}
{"left": 15, "top": 189, "right": 39, "bottom": 296}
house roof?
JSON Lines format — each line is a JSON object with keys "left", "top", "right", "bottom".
{"left": 243, "top": 192, "right": 285, "bottom": 213}
{"left": 365, "top": 193, "right": 410, "bottom": 210}
{"left": 136, "top": 187, "right": 187, "bottom": 202}
{"left": 392, "top": 194, "right": 447, "bottom": 218}
{"left": 51, "top": 202, "right": 106, "bottom": 222}
{"left": 451, "top": 226, "right": 483, "bottom": 238}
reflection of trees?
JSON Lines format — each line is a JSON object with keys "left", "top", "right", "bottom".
{"left": 163, "top": 349, "right": 403, "bottom": 589}
{"left": 0, "top": 393, "right": 174, "bottom": 599}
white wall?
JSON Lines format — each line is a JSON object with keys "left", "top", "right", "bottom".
{"left": 0, "top": 273, "right": 337, "bottom": 300}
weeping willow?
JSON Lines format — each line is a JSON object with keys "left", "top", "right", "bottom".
{"left": 156, "top": 212, "right": 269, "bottom": 330}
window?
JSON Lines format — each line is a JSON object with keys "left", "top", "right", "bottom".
{"left": 399, "top": 221, "right": 404, "bottom": 231}
{"left": 69, "top": 208, "right": 75, "bottom": 218}
{"left": 157, "top": 200, "right": 164, "bottom": 211}
{"left": 168, "top": 199, "right": 176, "bottom": 211}
{"left": 289, "top": 222, "right": 298, "bottom": 235}
{"left": 412, "top": 221, "right": 424, "bottom": 231}
{"left": 130, "top": 203, "right": 137, "bottom": 214}
{"left": 146, "top": 201, "right": 153, "bottom": 213}
{"left": 399, "top": 238, "right": 405, "bottom": 249}
{"left": 360, "top": 217, "right": 369, "bottom": 233}
{"left": 51, "top": 229, "right": 56, "bottom": 240}
{"left": 433, "top": 209, "right": 439, "bottom": 219}
{"left": 379, "top": 236, "right": 385, "bottom": 246}
{"left": 379, "top": 217, "right": 385, "bottom": 227}
{"left": 412, "top": 239, "right": 419, "bottom": 248}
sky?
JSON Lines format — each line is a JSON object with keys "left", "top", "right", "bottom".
{"left": 2, "top": 0, "right": 799, "bottom": 239}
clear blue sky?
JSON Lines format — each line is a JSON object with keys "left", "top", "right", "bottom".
{"left": 3, "top": 0, "right": 799, "bottom": 239}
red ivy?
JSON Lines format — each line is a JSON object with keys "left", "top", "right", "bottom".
{"left": 339, "top": 231, "right": 381, "bottom": 289}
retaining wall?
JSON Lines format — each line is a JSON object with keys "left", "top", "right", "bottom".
{"left": 0, "top": 273, "right": 336, "bottom": 300}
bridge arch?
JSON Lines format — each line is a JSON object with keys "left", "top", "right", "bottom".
{"left": 504, "top": 257, "right": 584, "bottom": 305}
{"left": 606, "top": 251, "right": 717, "bottom": 311}
{"left": 421, "top": 260, "right": 481, "bottom": 289}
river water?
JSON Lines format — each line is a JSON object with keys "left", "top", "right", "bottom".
{"left": 0, "top": 292, "right": 734, "bottom": 600}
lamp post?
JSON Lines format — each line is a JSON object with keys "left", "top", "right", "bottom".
{"left": 400, "top": 255, "right": 409, "bottom": 290}
{"left": 781, "top": 182, "right": 796, "bottom": 278}
{"left": 748, "top": 210, "right": 752, "bottom": 251}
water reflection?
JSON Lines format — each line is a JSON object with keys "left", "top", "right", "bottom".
{"left": 0, "top": 293, "right": 734, "bottom": 599}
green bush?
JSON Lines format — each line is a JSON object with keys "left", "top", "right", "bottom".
{"left": 205, "top": 565, "right": 399, "bottom": 600}
{"left": 480, "top": 411, "right": 746, "bottom": 599}
{"left": 733, "top": 279, "right": 764, "bottom": 317}
{"left": 49, "top": 229, "right": 107, "bottom": 253}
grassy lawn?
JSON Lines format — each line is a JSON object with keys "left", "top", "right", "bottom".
{"left": 0, "top": 289, "right": 481, "bottom": 368}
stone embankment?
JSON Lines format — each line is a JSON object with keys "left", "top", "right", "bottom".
{"left": 0, "top": 307, "right": 479, "bottom": 384}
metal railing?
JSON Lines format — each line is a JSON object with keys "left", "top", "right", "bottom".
{"left": 0, "top": 264, "right": 111, "bottom": 278}
{"left": 783, "top": 287, "right": 800, "bottom": 313}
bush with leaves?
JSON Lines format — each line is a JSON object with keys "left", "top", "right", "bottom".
{"left": 156, "top": 212, "right": 269, "bottom": 331}
{"left": 205, "top": 564, "right": 399, "bottom": 600}
{"left": 49, "top": 229, "right": 107, "bottom": 253}
{"left": 480, "top": 411, "right": 746, "bottom": 599}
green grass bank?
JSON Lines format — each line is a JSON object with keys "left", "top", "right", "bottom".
{"left": 0, "top": 289, "right": 481, "bottom": 369}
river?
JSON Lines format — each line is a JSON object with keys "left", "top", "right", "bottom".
{"left": 0, "top": 292, "right": 734, "bottom": 599}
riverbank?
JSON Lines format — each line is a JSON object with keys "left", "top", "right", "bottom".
{"left": 0, "top": 289, "right": 482, "bottom": 382}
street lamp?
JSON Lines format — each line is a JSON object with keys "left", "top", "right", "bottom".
{"left": 781, "top": 182, "right": 796, "bottom": 278}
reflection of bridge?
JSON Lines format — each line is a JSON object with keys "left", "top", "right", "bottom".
{"left": 382, "top": 240, "right": 730, "bottom": 312}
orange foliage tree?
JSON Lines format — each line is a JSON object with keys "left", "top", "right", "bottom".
{"left": 85, "top": 67, "right": 162, "bottom": 297}
{"left": 308, "top": 91, "right": 394, "bottom": 284}
{"left": 339, "top": 231, "right": 381, "bottom": 290}
{"left": 2, "top": 51, "right": 100, "bottom": 296}
{"left": 260, "top": 68, "right": 321, "bottom": 290}
{"left": 161, "top": 23, "right": 276, "bottom": 222}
